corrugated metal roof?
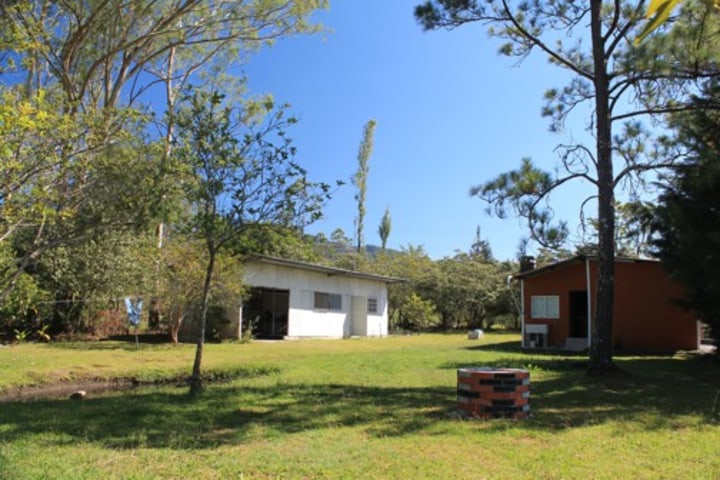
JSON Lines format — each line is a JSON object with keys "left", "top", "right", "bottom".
{"left": 244, "top": 254, "right": 404, "bottom": 284}
{"left": 512, "top": 255, "right": 660, "bottom": 280}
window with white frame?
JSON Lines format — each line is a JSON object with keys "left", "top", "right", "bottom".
{"left": 531, "top": 295, "right": 560, "bottom": 319}
{"left": 314, "top": 292, "right": 342, "bottom": 311}
{"left": 367, "top": 297, "right": 378, "bottom": 314}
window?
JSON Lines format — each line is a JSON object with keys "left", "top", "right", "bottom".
{"left": 367, "top": 297, "right": 378, "bottom": 314}
{"left": 531, "top": 295, "right": 559, "bottom": 319}
{"left": 314, "top": 292, "right": 342, "bottom": 311}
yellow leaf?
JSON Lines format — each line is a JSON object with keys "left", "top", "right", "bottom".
{"left": 635, "top": 0, "right": 682, "bottom": 45}
{"left": 646, "top": 0, "right": 669, "bottom": 17}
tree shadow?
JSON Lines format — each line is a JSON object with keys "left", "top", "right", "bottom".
{"left": 49, "top": 336, "right": 177, "bottom": 351}
{"left": 464, "top": 340, "right": 524, "bottom": 353}
{"left": 464, "top": 340, "right": 591, "bottom": 358}
{"left": 444, "top": 354, "right": 720, "bottom": 431}
{"left": 0, "top": 382, "right": 452, "bottom": 450}
{"left": 1, "top": 353, "right": 718, "bottom": 452}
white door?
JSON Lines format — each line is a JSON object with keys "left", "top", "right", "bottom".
{"left": 351, "top": 296, "right": 367, "bottom": 336}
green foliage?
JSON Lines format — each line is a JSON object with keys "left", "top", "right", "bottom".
{"left": 156, "top": 237, "right": 244, "bottom": 344}
{"left": 1, "top": 0, "right": 327, "bottom": 109}
{"left": 0, "top": 89, "right": 84, "bottom": 297}
{"left": 28, "top": 230, "right": 156, "bottom": 335}
{"left": 472, "top": 158, "right": 568, "bottom": 249}
{"left": 330, "top": 228, "right": 353, "bottom": 250}
{"left": 584, "top": 201, "right": 657, "bottom": 257}
{"left": 0, "top": 0, "right": 328, "bottom": 322}
{"left": 228, "top": 224, "right": 321, "bottom": 262}
{"left": 353, "top": 119, "right": 377, "bottom": 252}
{"left": 0, "top": 243, "right": 47, "bottom": 339}
{"left": 653, "top": 90, "right": 720, "bottom": 345}
{"left": 174, "top": 89, "right": 332, "bottom": 243}
{"left": 13, "top": 328, "right": 28, "bottom": 343}
{"left": 414, "top": 0, "right": 720, "bottom": 371}
{"left": 173, "top": 87, "right": 332, "bottom": 391}
{"left": 369, "top": 246, "right": 439, "bottom": 330}
{"left": 469, "top": 225, "right": 493, "bottom": 261}
{"left": 393, "top": 292, "right": 437, "bottom": 331}
{"left": 431, "top": 254, "right": 513, "bottom": 330}
{"left": 378, "top": 207, "right": 392, "bottom": 250}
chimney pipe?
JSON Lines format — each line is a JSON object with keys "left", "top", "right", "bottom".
{"left": 520, "top": 256, "right": 536, "bottom": 273}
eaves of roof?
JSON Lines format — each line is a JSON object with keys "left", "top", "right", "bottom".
{"left": 244, "top": 254, "right": 404, "bottom": 284}
{"left": 512, "top": 254, "right": 660, "bottom": 280}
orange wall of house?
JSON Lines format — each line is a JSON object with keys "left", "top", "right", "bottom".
{"left": 612, "top": 261, "right": 697, "bottom": 351}
{"left": 522, "top": 261, "right": 588, "bottom": 348}
{"left": 523, "top": 260, "right": 698, "bottom": 352}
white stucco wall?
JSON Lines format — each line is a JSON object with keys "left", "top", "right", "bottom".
{"left": 243, "top": 262, "right": 390, "bottom": 338}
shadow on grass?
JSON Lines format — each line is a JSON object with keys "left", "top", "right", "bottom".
{"left": 463, "top": 340, "right": 524, "bottom": 353}
{"left": 1, "top": 357, "right": 718, "bottom": 451}
{"left": 0, "top": 382, "right": 452, "bottom": 450}
{"left": 49, "top": 336, "right": 179, "bottom": 352}
{"left": 445, "top": 354, "right": 720, "bottom": 430}
{"left": 463, "top": 340, "right": 590, "bottom": 358}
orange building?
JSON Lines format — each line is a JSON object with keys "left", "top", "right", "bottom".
{"left": 514, "top": 255, "right": 701, "bottom": 353}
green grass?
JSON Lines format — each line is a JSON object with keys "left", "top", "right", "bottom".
{"left": 1, "top": 333, "right": 719, "bottom": 479}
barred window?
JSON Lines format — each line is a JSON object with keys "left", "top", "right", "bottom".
{"left": 367, "top": 297, "right": 378, "bottom": 314}
{"left": 314, "top": 292, "right": 342, "bottom": 311}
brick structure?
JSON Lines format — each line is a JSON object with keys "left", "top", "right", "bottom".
{"left": 457, "top": 368, "right": 530, "bottom": 419}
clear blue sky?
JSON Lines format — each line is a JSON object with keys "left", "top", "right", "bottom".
{"left": 243, "top": 1, "right": 594, "bottom": 261}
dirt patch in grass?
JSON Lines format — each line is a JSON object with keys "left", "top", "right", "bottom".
{"left": 0, "top": 364, "right": 280, "bottom": 402}
{"left": 0, "top": 378, "right": 139, "bottom": 402}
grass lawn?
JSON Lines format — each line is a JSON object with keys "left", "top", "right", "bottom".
{"left": 1, "top": 333, "right": 719, "bottom": 479}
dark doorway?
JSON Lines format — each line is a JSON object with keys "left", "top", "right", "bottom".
{"left": 569, "top": 290, "right": 588, "bottom": 338}
{"left": 243, "top": 288, "right": 289, "bottom": 339}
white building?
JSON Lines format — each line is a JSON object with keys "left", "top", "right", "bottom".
{"left": 235, "top": 255, "right": 402, "bottom": 339}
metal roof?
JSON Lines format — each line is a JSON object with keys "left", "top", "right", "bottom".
{"left": 244, "top": 254, "right": 404, "bottom": 284}
{"left": 512, "top": 254, "right": 660, "bottom": 280}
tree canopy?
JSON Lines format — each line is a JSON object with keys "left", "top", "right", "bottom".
{"left": 415, "top": 0, "right": 718, "bottom": 372}
{"left": 0, "top": 0, "right": 328, "bottom": 340}
{"left": 653, "top": 83, "right": 720, "bottom": 346}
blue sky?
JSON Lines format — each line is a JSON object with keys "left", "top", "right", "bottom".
{"left": 243, "top": 1, "right": 595, "bottom": 261}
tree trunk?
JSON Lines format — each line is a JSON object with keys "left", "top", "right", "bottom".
{"left": 169, "top": 310, "right": 185, "bottom": 345}
{"left": 189, "top": 246, "right": 216, "bottom": 395}
{"left": 588, "top": 0, "right": 616, "bottom": 373}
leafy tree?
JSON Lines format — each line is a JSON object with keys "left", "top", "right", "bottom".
{"left": 156, "top": 237, "right": 244, "bottom": 344}
{"left": 1, "top": 0, "right": 326, "bottom": 113}
{"left": 353, "top": 120, "right": 377, "bottom": 253}
{"left": 0, "top": 90, "right": 85, "bottom": 302}
{"left": 370, "top": 245, "right": 439, "bottom": 331}
{"left": 415, "top": 0, "right": 716, "bottom": 372}
{"left": 173, "top": 88, "right": 331, "bottom": 394}
{"left": 0, "top": 0, "right": 327, "bottom": 305}
{"left": 330, "top": 228, "right": 352, "bottom": 248}
{"left": 395, "top": 292, "right": 437, "bottom": 331}
{"left": 584, "top": 201, "right": 657, "bottom": 257}
{"left": 653, "top": 88, "right": 720, "bottom": 347}
{"left": 469, "top": 226, "right": 493, "bottom": 261}
{"left": 432, "top": 254, "right": 507, "bottom": 330}
{"left": 533, "top": 246, "right": 575, "bottom": 267}
{"left": 30, "top": 230, "right": 156, "bottom": 335}
{"left": 0, "top": 242, "right": 47, "bottom": 339}
{"left": 228, "top": 224, "right": 321, "bottom": 262}
{"left": 378, "top": 207, "right": 392, "bottom": 251}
